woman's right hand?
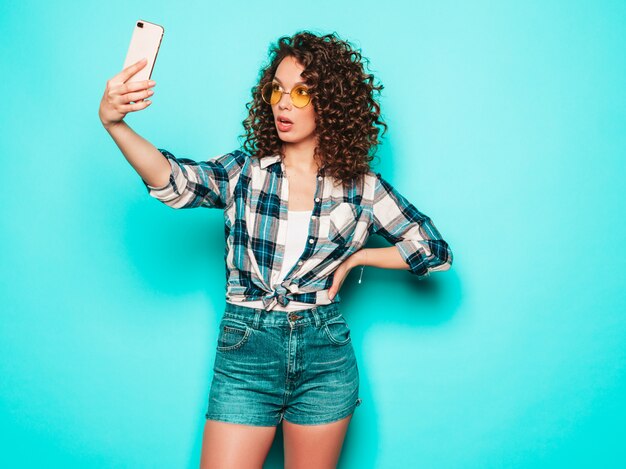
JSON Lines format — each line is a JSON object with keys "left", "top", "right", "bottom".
{"left": 99, "top": 58, "right": 156, "bottom": 129}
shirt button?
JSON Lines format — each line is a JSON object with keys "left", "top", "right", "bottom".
{"left": 298, "top": 260, "right": 303, "bottom": 265}
{"left": 318, "top": 176, "right": 323, "bottom": 181}
{"left": 308, "top": 238, "right": 314, "bottom": 244}
{"left": 315, "top": 197, "right": 320, "bottom": 202}
{"left": 311, "top": 215, "right": 316, "bottom": 219}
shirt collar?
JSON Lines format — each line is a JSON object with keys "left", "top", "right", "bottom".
{"left": 259, "top": 154, "right": 282, "bottom": 169}
{"left": 259, "top": 154, "right": 326, "bottom": 176}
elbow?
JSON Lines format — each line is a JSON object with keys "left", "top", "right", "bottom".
{"left": 429, "top": 257, "right": 452, "bottom": 273}
{"left": 397, "top": 238, "right": 453, "bottom": 278}
{"left": 143, "top": 162, "right": 194, "bottom": 209}
{"left": 144, "top": 180, "right": 188, "bottom": 209}
{"left": 431, "top": 240, "right": 453, "bottom": 272}
{"left": 426, "top": 240, "right": 453, "bottom": 274}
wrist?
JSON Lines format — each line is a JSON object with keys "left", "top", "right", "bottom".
{"left": 350, "top": 248, "right": 368, "bottom": 268}
{"left": 102, "top": 119, "right": 125, "bottom": 132}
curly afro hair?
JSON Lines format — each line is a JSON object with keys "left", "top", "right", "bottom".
{"left": 239, "top": 31, "right": 388, "bottom": 186}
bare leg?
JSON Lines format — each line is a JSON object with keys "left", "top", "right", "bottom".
{"left": 283, "top": 414, "right": 353, "bottom": 469}
{"left": 199, "top": 419, "right": 277, "bottom": 469}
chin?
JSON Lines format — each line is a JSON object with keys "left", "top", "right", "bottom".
{"left": 277, "top": 132, "right": 301, "bottom": 143}
{"left": 277, "top": 130, "right": 316, "bottom": 144}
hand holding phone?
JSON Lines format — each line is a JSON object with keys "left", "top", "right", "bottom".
{"left": 122, "top": 20, "right": 164, "bottom": 83}
{"left": 98, "top": 20, "right": 164, "bottom": 129}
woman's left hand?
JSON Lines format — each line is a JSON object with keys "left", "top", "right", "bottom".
{"left": 328, "top": 254, "right": 360, "bottom": 300}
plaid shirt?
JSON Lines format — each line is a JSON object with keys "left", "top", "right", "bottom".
{"left": 142, "top": 149, "right": 453, "bottom": 311}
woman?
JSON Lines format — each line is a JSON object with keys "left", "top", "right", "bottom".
{"left": 99, "top": 31, "right": 453, "bottom": 468}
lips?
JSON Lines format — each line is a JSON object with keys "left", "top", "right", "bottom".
{"left": 276, "top": 116, "right": 294, "bottom": 132}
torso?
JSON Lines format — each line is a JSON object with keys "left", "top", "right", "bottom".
{"left": 284, "top": 168, "right": 318, "bottom": 211}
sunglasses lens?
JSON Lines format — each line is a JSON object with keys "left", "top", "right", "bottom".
{"left": 262, "top": 82, "right": 281, "bottom": 105}
{"left": 291, "top": 86, "right": 311, "bottom": 108}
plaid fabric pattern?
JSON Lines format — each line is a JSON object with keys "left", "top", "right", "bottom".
{"left": 142, "top": 148, "right": 453, "bottom": 310}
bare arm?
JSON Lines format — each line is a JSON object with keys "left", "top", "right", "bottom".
{"left": 104, "top": 121, "right": 170, "bottom": 188}
{"left": 348, "top": 246, "right": 409, "bottom": 271}
{"left": 99, "top": 58, "right": 169, "bottom": 187}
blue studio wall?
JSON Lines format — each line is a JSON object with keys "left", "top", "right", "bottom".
{"left": 1, "top": 0, "right": 625, "bottom": 467}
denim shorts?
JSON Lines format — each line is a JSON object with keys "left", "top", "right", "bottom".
{"left": 205, "top": 302, "right": 362, "bottom": 426}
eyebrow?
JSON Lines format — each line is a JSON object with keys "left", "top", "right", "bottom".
{"left": 273, "top": 77, "right": 307, "bottom": 86}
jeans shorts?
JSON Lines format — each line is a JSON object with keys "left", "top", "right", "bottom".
{"left": 204, "top": 302, "right": 362, "bottom": 426}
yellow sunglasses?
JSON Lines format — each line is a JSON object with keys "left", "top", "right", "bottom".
{"left": 261, "top": 81, "right": 312, "bottom": 108}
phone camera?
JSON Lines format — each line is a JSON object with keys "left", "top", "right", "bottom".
{"left": 137, "top": 22, "right": 144, "bottom": 28}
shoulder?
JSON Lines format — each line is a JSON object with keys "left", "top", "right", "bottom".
{"left": 206, "top": 149, "right": 252, "bottom": 178}
{"left": 367, "top": 170, "right": 400, "bottom": 193}
{"left": 363, "top": 170, "right": 383, "bottom": 197}
{"left": 215, "top": 149, "right": 249, "bottom": 166}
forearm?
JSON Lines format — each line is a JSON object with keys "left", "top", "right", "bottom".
{"left": 104, "top": 120, "right": 171, "bottom": 187}
{"left": 349, "top": 246, "right": 410, "bottom": 271}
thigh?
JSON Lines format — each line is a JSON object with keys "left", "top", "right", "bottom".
{"left": 200, "top": 419, "right": 277, "bottom": 469}
{"left": 283, "top": 414, "right": 353, "bottom": 469}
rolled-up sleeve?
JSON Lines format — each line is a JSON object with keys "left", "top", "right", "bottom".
{"left": 371, "top": 172, "right": 453, "bottom": 278}
{"left": 142, "top": 149, "right": 247, "bottom": 209}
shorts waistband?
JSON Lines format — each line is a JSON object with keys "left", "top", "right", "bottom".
{"left": 223, "top": 302, "right": 342, "bottom": 328}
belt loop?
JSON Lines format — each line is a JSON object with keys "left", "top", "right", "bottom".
{"left": 253, "top": 308, "right": 262, "bottom": 329}
{"left": 311, "top": 306, "right": 321, "bottom": 328}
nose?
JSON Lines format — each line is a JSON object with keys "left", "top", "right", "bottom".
{"left": 277, "top": 91, "right": 292, "bottom": 110}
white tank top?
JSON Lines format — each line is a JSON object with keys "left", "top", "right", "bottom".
{"left": 227, "top": 209, "right": 318, "bottom": 312}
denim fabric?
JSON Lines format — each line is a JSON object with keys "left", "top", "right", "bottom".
{"left": 205, "top": 302, "right": 362, "bottom": 426}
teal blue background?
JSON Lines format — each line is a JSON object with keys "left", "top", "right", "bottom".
{"left": 2, "top": 0, "right": 625, "bottom": 467}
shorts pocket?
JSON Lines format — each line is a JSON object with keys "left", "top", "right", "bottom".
{"left": 323, "top": 315, "right": 352, "bottom": 346}
{"left": 217, "top": 318, "right": 252, "bottom": 351}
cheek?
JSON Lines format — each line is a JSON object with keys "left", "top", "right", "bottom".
{"left": 304, "top": 108, "right": 317, "bottom": 129}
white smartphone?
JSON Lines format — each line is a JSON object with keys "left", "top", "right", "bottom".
{"left": 122, "top": 19, "right": 164, "bottom": 83}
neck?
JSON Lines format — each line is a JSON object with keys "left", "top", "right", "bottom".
{"left": 281, "top": 137, "right": 319, "bottom": 174}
